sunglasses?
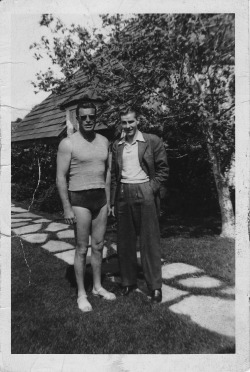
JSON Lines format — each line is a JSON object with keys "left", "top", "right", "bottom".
{"left": 79, "top": 115, "right": 96, "bottom": 121}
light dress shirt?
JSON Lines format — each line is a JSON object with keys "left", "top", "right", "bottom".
{"left": 119, "top": 130, "right": 149, "bottom": 184}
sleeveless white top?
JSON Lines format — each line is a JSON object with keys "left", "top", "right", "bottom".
{"left": 68, "top": 132, "right": 108, "bottom": 191}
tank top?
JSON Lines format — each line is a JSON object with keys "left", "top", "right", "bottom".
{"left": 68, "top": 132, "right": 108, "bottom": 191}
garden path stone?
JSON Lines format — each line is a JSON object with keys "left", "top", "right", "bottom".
{"left": 11, "top": 218, "right": 32, "bottom": 223}
{"left": 169, "top": 295, "right": 235, "bottom": 338}
{"left": 11, "top": 212, "right": 41, "bottom": 219}
{"left": 33, "top": 218, "right": 51, "bottom": 223}
{"left": 220, "top": 287, "right": 235, "bottom": 295}
{"left": 54, "top": 250, "right": 76, "bottom": 265}
{"left": 110, "top": 243, "right": 117, "bottom": 251}
{"left": 103, "top": 246, "right": 108, "bottom": 258}
{"left": 42, "top": 240, "right": 74, "bottom": 253}
{"left": 54, "top": 249, "right": 92, "bottom": 265}
{"left": 11, "top": 222, "right": 29, "bottom": 228}
{"left": 57, "top": 230, "right": 75, "bottom": 239}
{"left": 162, "top": 263, "right": 203, "bottom": 280}
{"left": 45, "top": 222, "right": 69, "bottom": 232}
{"left": 161, "top": 284, "right": 189, "bottom": 303}
{"left": 21, "top": 233, "right": 48, "bottom": 244}
{"left": 12, "top": 224, "right": 42, "bottom": 235}
{"left": 11, "top": 207, "right": 29, "bottom": 213}
{"left": 178, "top": 275, "right": 222, "bottom": 289}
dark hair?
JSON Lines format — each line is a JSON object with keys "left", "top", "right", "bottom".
{"left": 119, "top": 106, "right": 138, "bottom": 119}
{"left": 76, "top": 102, "right": 97, "bottom": 117}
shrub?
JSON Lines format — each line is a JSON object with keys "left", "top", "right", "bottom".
{"left": 11, "top": 142, "right": 62, "bottom": 213}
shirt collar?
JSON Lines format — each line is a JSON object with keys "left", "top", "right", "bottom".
{"left": 118, "top": 130, "right": 145, "bottom": 145}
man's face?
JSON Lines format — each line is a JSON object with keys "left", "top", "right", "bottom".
{"left": 77, "top": 108, "right": 96, "bottom": 134}
{"left": 121, "top": 112, "right": 138, "bottom": 140}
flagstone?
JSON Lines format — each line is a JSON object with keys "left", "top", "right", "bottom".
{"left": 103, "top": 246, "right": 108, "bottom": 258}
{"left": 45, "top": 222, "right": 69, "bottom": 232}
{"left": 11, "top": 207, "right": 29, "bottom": 213}
{"left": 11, "top": 218, "right": 32, "bottom": 223}
{"left": 178, "top": 275, "right": 222, "bottom": 289}
{"left": 162, "top": 263, "right": 203, "bottom": 280}
{"left": 161, "top": 284, "right": 189, "bottom": 303}
{"left": 169, "top": 295, "right": 235, "bottom": 338}
{"left": 111, "top": 243, "right": 117, "bottom": 251}
{"left": 57, "top": 230, "right": 75, "bottom": 239}
{"left": 21, "top": 233, "right": 48, "bottom": 244}
{"left": 33, "top": 218, "right": 51, "bottom": 223}
{"left": 54, "top": 249, "right": 92, "bottom": 265}
{"left": 54, "top": 250, "right": 75, "bottom": 265}
{"left": 11, "top": 212, "right": 41, "bottom": 219}
{"left": 12, "top": 224, "right": 42, "bottom": 235}
{"left": 11, "top": 222, "right": 29, "bottom": 228}
{"left": 42, "top": 240, "right": 74, "bottom": 253}
{"left": 220, "top": 287, "right": 235, "bottom": 295}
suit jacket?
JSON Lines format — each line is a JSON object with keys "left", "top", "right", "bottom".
{"left": 111, "top": 132, "right": 169, "bottom": 213}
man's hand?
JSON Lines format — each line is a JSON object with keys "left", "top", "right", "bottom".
{"left": 108, "top": 205, "right": 116, "bottom": 217}
{"left": 64, "top": 207, "right": 76, "bottom": 225}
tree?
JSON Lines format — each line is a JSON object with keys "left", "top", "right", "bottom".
{"left": 30, "top": 13, "right": 235, "bottom": 238}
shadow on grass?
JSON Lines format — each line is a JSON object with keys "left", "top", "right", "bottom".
{"left": 160, "top": 215, "right": 221, "bottom": 238}
{"left": 11, "top": 203, "right": 235, "bottom": 354}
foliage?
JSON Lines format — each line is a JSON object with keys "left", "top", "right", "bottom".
{"left": 11, "top": 142, "right": 62, "bottom": 213}
{"left": 30, "top": 13, "right": 234, "bottom": 172}
{"left": 28, "top": 14, "right": 235, "bottom": 226}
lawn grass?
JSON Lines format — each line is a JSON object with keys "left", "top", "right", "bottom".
{"left": 161, "top": 236, "right": 235, "bottom": 285}
{"left": 11, "top": 228, "right": 235, "bottom": 354}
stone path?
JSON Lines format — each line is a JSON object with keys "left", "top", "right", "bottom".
{"left": 11, "top": 204, "right": 235, "bottom": 339}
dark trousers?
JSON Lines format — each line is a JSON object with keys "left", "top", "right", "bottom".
{"left": 116, "top": 182, "right": 162, "bottom": 290}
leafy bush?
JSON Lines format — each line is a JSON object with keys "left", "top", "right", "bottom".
{"left": 11, "top": 142, "right": 63, "bottom": 213}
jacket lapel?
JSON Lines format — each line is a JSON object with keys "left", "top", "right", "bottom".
{"left": 138, "top": 135, "right": 148, "bottom": 165}
{"left": 117, "top": 143, "right": 125, "bottom": 179}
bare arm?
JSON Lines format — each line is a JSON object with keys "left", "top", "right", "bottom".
{"left": 56, "top": 138, "right": 76, "bottom": 224}
{"left": 105, "top": 149, "right": 111, "bottom": 207}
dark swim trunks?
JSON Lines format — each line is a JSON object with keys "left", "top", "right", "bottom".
{"left": 69, "top": 188, "right": 107, "bottom": 214}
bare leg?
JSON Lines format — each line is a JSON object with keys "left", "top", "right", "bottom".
{"left": 91, "top": 204, "right": 108, "bottom": 290}
{"left": 72, "top": 206, "right": 91, "bottom": 299}
{"left": 91, "top": 204, "right": 116, "bottom": 300}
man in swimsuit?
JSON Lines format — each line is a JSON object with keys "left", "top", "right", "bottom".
{"left": 56, "top": 102, "right": 116, "bottom": 313}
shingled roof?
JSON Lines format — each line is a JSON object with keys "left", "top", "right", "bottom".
{"left": 11, "top": 69, "right": 107, "bottom": 144}
{"left": 11, "top": 17, "right": 141, "bottom": 144}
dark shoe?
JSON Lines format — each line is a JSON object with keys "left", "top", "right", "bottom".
{"left": 151, "top": 289, "right": 162, "bottom": 303}
{"left": 121, "top": 285, "right": 137, "bottom": 296}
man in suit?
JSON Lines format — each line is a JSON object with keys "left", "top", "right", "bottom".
{"left": 111, "top": 106, "right": 169, "bottom": 303}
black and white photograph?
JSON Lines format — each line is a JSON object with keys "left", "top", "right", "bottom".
{"left": 0, "top": 0, "right": 249, "bottom": 371}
